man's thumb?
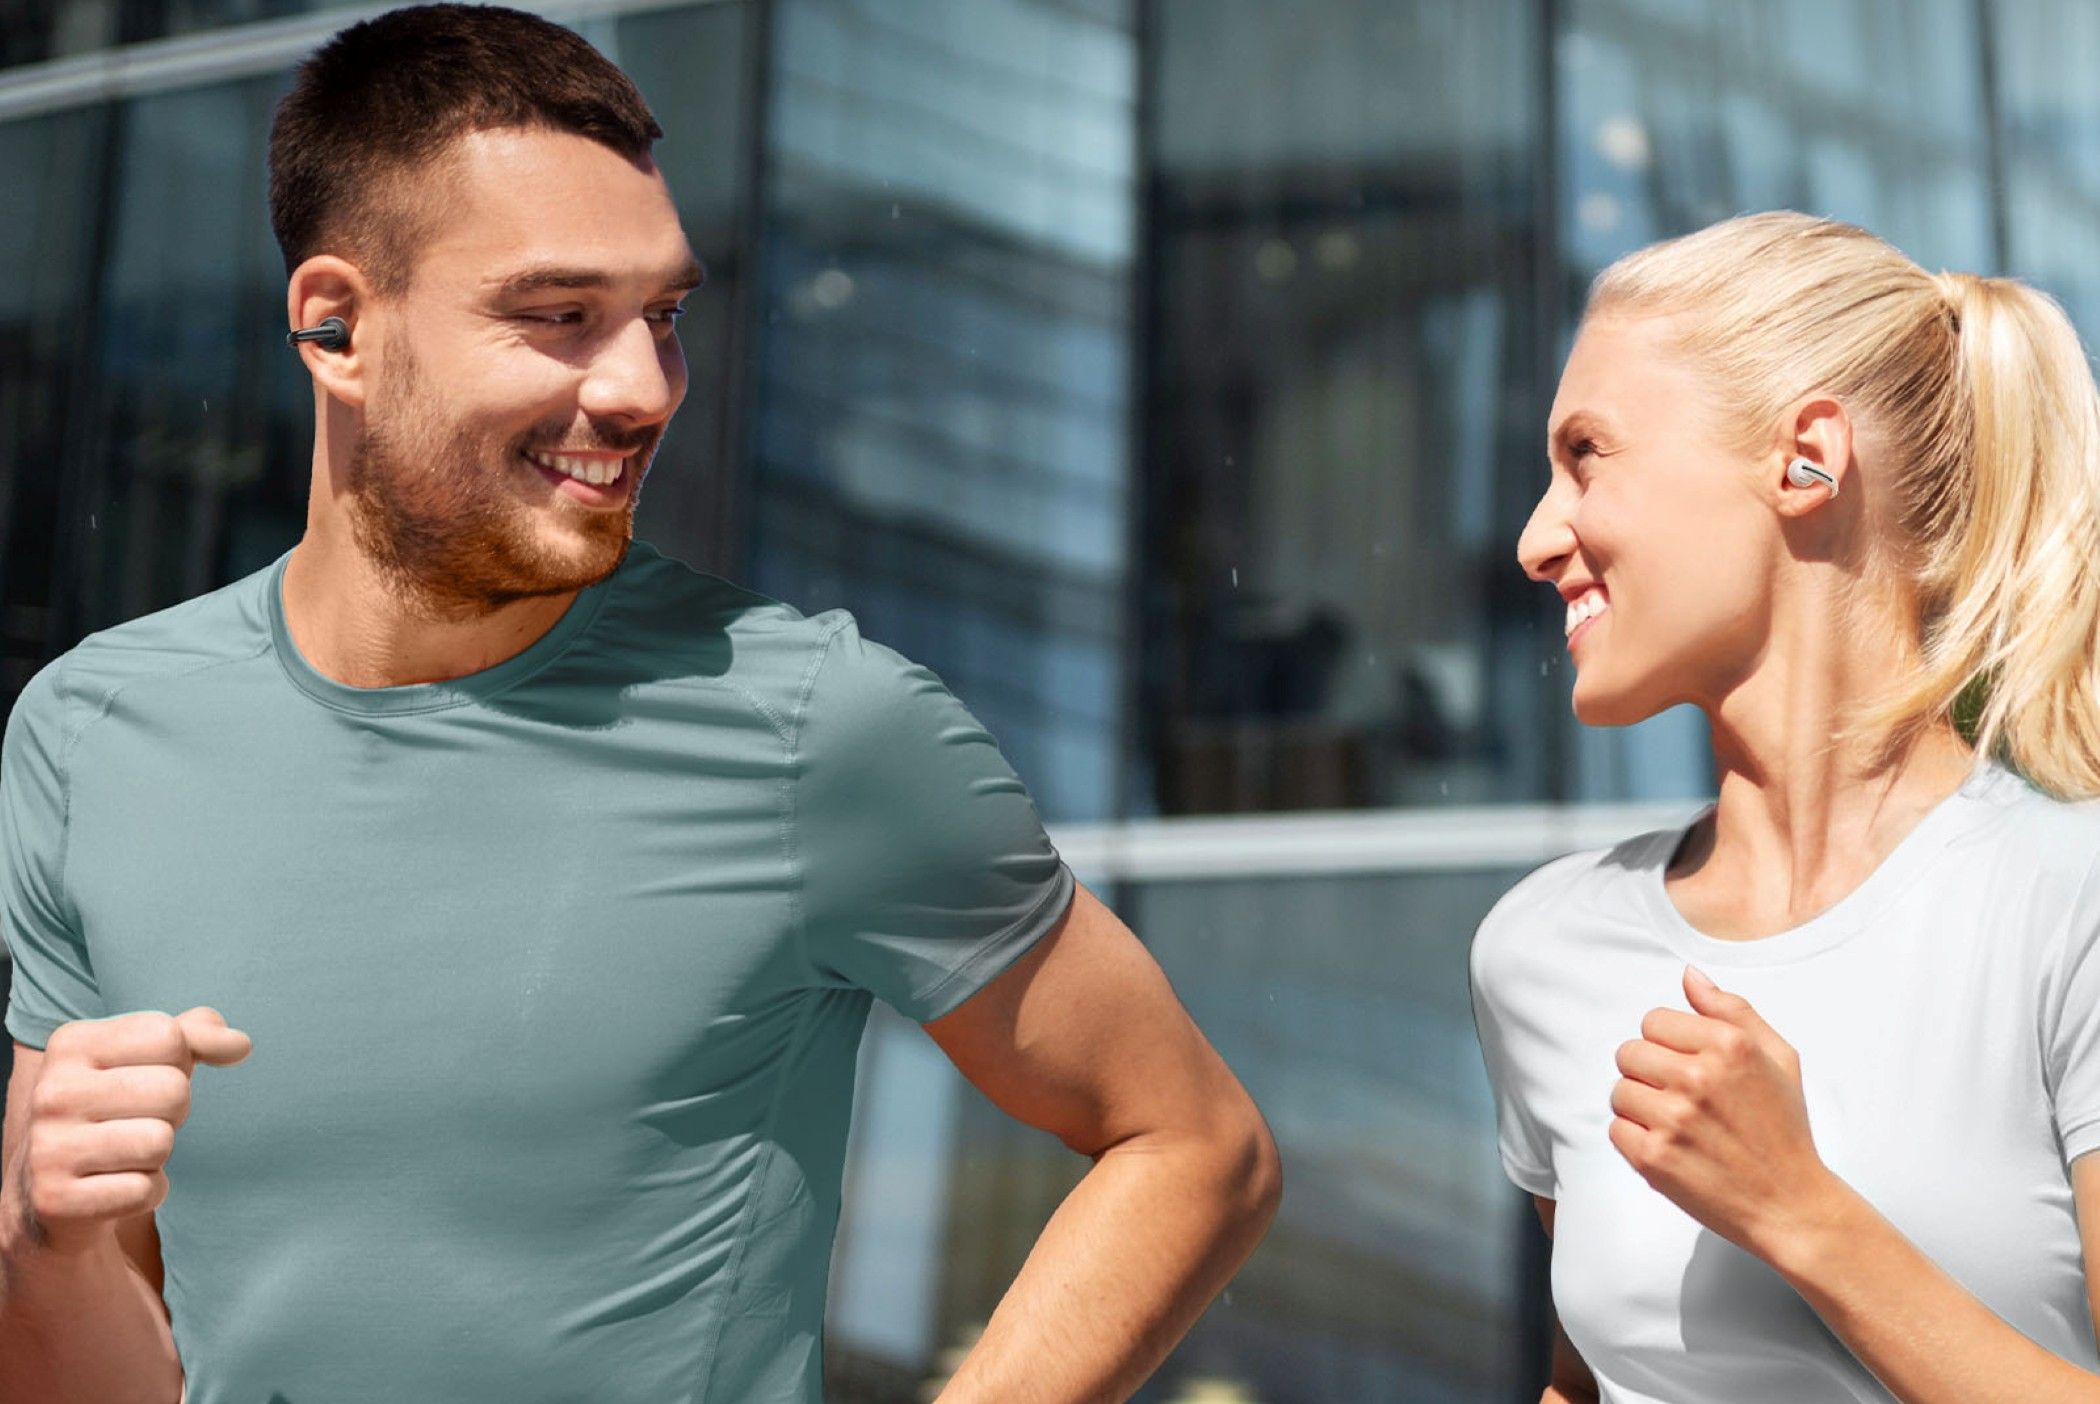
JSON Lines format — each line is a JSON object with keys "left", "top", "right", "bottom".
{"left": 175, "top": 1006, "right": 253, "bottom": 1067}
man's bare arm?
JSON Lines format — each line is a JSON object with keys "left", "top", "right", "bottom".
{"left": 1, "top": 1014, "right": 244, "bottom": 1404}
{"left": 921, "top": 882, "right": 1283, "bottom": 1404}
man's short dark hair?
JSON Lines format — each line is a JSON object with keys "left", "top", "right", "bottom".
{"left": 269, "top": 3, "right": 664, "bottom": 296}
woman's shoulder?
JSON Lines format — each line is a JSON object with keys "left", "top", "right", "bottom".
{"left": 1469, "top": 823, "right": 1683, "bottom": 986}
{"left": 1966, "top": 764, "right": 2100, "bottom": 893}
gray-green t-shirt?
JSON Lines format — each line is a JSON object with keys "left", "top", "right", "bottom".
{"left": 1, "top": 539, "right": 1075, "bottom": 1404}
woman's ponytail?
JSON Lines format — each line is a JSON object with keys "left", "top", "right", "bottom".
{"left": 1901, "top": 274, "right": 2100, "bottom": 798}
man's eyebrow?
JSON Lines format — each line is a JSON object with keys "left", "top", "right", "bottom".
{"left": 485, "top": 257, "right": 707, "bottom": 299}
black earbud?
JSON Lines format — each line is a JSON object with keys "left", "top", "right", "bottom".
{"left": 286, "top": 316, "right": 350, "bottom": 353}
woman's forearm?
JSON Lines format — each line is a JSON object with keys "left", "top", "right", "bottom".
{"left": 1767, "top": 1174, "right": 2098, "bottom": 1404}
{"left": 935, "top": 1118, "right": 1281, "bottom": 1404}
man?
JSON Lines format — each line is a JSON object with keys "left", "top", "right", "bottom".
{"left": 0, "top": 7, "right": 1281, "bottom": 1402}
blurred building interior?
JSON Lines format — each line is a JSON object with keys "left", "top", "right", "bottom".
{"left": 4, "top": 0, "right": 2094, "bottom": 1398}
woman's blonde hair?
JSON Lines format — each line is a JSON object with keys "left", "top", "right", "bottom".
{"left": 1587, "top": 211, "right": 2100, "bottom": 801}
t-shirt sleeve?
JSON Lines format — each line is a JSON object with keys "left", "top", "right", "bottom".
{"left": 2, "top": 659, "right": 102, "bottom": 1048}
{"left": 1468, "top": 875, "right": 1562, "bottom": 1199}
{"left": 2044, "top": 853, "right": 2100, "bottom": 1165}
{"left": 792, "top": 617, "right": 1075, "bottom": 1023}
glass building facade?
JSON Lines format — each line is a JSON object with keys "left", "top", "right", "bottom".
{"left": 0, "top": 1, "right": 2090, "bottom": 1398}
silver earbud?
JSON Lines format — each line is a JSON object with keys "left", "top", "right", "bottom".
{"left": 1786, "top": 457, "right": 1839, "bottom": 497}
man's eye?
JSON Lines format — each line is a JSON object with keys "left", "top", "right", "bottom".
{"left": 649, "top": 305, "right": 687, "bottom": 326}
{"left": 1572, "top": 437, "right": 1598, "bottom": 459}
{"left": 517, "top": 311, "right": 585, "bottom": 326}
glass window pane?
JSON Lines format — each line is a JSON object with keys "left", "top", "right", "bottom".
{"left": 746, "top": 0, "right": 1137, "bottom": 826}
{"left": 1140, "top": 0, "right": 1556, "bottom": 814}
{"left": 1992, "top": 0, "right": 2100, "bottom": 339}
{"left": 1552, "top": 0, "right": 1999, "bottom": 803}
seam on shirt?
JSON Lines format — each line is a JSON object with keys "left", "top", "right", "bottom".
{"left": 688, "top": 619, "right": 846, "bottom": 1398}
{"left": 2042, "top": 847, "right": 2100, "bottom": 1119}
{"left": 910, "top": 860, "right": 1075, "bottom": 1020}
{"left": 2059, "top": 1113, "right": 2100, "bottom": 1166}
{"left": 690, "top": 990, "right": 824, "bottom": 1403}
{"left": 1500, "top": 1144, "right": 1554, "bottom": 1197}
{"left": 699, "top": 673, "right": 795, "bottom": 749}
{"left": 781, "top": 618, "right": 855, "bottom": 989}
{"left": 52, "top": 641, "right": 276, "bottom": 946}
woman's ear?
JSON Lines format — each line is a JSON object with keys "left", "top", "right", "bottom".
{"left": 1777, "top": 395, "right": 1852, "bottom": 517}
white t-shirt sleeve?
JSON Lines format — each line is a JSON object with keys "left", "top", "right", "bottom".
{"left": 2044, "top": 854, "right": 2100, "bottom": 1165}
{"left": 1468, "top": 866, "right": 1568, "bottom": 1199}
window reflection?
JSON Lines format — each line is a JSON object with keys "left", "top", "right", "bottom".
{"left": 1140, "top": 0, "right": 1551, "bottom": 815}
{"left": 12, "top": 2, "right": 2100, "bottom": 1401}
{"left": 746, "top": 0, "right": 1135, "bottom": 826}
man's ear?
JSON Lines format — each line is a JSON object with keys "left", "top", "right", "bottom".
{"left": 286, "top": 255, "right": 370, "bottom": 409}
{"left": 1776, "top": 394, "right": 1852, "bottom": 519}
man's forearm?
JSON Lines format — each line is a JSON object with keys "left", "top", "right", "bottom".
{"left": 0, "top": 1187, "right": 183, "bottom": 1404}
{"left": 935, "top": 1120, "right": 1281, "bottom": 1404}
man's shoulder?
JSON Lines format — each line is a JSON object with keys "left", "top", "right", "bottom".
{"left": 20, "top": 557, "right": 278, "bottom": 729}
{"left": 602, "top": 541, "right": 884, "bottom": 721}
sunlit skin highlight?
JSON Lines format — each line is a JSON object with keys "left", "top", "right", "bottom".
{"left": 1518, "top": 310, "right": 2100, "bottom": 1404}
{"left": 1517, "top": 311, "right": 1974, "bottom": 936}
{"left": 282, "top": 126, "right": 702, "bottom": 688}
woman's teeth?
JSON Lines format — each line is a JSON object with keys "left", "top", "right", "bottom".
{"left": 526, "top": 450, "right": 625, "bottom": 486}
{"left": 1564, "top": 592, "right": 1609, "bottom": 636}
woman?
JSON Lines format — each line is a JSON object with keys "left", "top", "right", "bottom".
{"left": 1470, "top": 210, "right": 2100, "bottom": 1403}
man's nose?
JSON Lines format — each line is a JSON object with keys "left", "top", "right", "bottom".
{"left": 579, "top": 316, "right": 683, "bottom": 426}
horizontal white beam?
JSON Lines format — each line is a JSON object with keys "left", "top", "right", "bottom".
{"left": 1047, "top": 800, "right": 1702, "bottom": 883}
{"left": 0, "top": 0, "right": 730, "bottom": 126}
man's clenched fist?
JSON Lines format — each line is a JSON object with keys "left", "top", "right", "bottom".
{"left": 12, "top": 1009, "right": 250, "bottom": 1255}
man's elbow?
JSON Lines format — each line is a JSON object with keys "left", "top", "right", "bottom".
{"left": 1217, "top": 1096, "right": 1283, "bottom": 1234}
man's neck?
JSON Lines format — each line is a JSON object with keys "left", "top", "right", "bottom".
{"left": 278, "top": 538, "right": 580, "bottom": 690}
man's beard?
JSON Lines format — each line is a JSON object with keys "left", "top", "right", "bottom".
{"left": 344, "top": 343, "right": 652, "bottom": 621}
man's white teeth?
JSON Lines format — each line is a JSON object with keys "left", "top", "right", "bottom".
{"left": 1564, "top": 593, "right": 1609, "bottom": 636}
{"left": 527, "top": 450, "right": 625, "bottom": 486}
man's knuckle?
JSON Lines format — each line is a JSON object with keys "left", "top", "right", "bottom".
{"left": 28, "top": 1074, "right": 72, "bottom": 1120}
{"left": 137, "top": 1121, "right": 177, "bottom": 1163}
{"left": 140, "top": 1064, "right": 192, "bottom": 1112}
{"left": 140, "top": 1018, "right": 188, "bottom": 1063}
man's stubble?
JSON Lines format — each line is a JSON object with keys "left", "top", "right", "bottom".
{"left": 344, "top": 331, "right": 647, "bottom": 622}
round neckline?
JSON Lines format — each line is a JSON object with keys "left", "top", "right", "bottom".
{"left": 266, "top": 546, "right": 618, "bottom": 716}
{"left": 1635, "top": 755, "right": 2016, "bottom": 967}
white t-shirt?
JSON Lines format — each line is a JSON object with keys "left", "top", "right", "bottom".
{"left": 1470, "top": 759, "right": 2100, "bottom": 1402}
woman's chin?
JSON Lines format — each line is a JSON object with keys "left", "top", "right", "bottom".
{"left": 1571, "top": 677, "right": 1660, "bottom": 728}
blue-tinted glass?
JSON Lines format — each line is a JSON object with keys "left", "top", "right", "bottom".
{"left": 747, "top": 0, "right": 1136, "bottom": 826}
{"left": 5, "top": 0, "right": 370, "bottom": 70}
{"left": 1552, "top": 0, "right": 1998, "bottom": 803}
{"left": 1992, "top": 0, "right": 2100, "bottom": 338}
{"left": 1139, "top": 0, "right": 1557, "bottom": 815}
{"left": 0, "top": 7, "right": 756, "bottom": 662}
